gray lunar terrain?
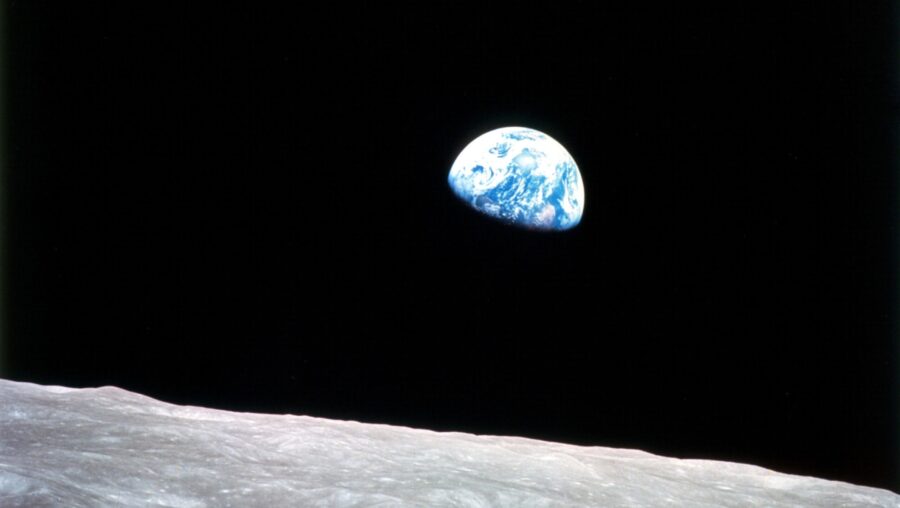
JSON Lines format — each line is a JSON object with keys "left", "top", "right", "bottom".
{"left": 1, "top": 379, "right": 896, "bottom": 507}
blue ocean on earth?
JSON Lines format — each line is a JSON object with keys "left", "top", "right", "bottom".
{"left": 448, "top": 127, "right": 584, "bottom": 231}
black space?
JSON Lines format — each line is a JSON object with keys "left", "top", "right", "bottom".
{"left": 4, "top": 2, "right": 898, "bottom": 491}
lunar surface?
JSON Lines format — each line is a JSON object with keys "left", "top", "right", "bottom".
{"left": 0, "top": 379, "right": 896, "bottom": 507}
{"left": 448, "top": 127, "right": 584, "bottom": 231}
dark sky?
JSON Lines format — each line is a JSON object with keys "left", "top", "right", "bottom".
{"left": 4, "top": 2, "right": 898, "bottom": 491}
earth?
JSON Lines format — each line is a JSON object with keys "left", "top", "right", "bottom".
{"left": 448, "top": 126, "right": 584, "bottom": 231}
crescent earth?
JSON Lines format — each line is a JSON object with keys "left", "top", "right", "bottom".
{"left": 448, "top": 127, "right": 585, "bottom": 231}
